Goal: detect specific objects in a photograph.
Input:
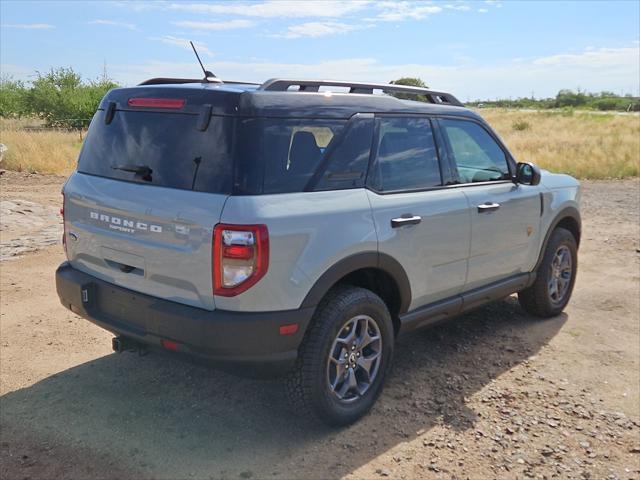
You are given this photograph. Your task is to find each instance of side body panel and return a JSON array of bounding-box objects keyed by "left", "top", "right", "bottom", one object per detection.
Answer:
[
  {"left": 536, "top": 171, "right": 582, "bottom": 266},
  {"left": 461, "top": 182, "right": 543, "bottom": 289},
  {"left": 216, "top": 189, "right": 378, "bottom": 312},
  {"left": 366, "top": 189, "right": 471, "bottom": 311}
]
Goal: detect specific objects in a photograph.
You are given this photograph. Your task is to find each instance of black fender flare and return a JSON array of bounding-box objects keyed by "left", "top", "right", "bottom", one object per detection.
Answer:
[
  {"left": 300, "top": 252, "right": 412, "bottom": 314},
  {"left": 534, "top": 206, "right": 581, "bottom": 272}
]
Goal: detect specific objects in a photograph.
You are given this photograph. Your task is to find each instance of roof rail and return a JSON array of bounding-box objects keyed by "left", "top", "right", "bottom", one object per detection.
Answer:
[{"left": 259, "top": 79, "right": 463, "bottom": 106}]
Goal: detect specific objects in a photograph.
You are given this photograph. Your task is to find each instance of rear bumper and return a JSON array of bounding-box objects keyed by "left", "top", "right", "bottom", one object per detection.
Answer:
[{"left": 55, "top": 262, "right": 313, "bottom": 375}]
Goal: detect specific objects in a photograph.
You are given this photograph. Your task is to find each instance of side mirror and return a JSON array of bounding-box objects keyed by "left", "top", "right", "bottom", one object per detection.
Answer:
[{"left": 515, "top": 162, "right": 541, "bottom": 186}]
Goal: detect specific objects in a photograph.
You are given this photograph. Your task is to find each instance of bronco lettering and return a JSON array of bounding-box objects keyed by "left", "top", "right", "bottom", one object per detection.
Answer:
[{"left": 89, "top": 211, "right": 162, "bottom": 233}]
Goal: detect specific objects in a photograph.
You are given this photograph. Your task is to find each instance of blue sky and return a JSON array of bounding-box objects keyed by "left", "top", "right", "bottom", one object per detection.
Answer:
[{"left": 1, "top": 0, "right": 639, "bottom": 100}]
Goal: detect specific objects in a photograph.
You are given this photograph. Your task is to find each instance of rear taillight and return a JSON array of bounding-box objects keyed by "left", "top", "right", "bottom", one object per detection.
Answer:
[{"left": 213, "top": 224, "right": 269, "bottom": 297}]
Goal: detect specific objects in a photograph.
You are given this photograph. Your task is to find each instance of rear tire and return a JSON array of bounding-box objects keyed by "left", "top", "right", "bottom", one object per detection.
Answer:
[
  {"left": 519, "top": 227, "right": 578, "bottom": 318},
  {"left": 285, "top": 286, "right": 394, "bottom": 426}
]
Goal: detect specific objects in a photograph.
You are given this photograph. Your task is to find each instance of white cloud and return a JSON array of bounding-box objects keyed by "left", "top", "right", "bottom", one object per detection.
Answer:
[
  {"left": 111, "top": 1, "right": 169, "bottom": 12},
  {"left": 533, "top": 46, "right": 639, "bottom": 68},
  {"left": 107, "top": 43, "right": 640, "bottom": 99},
  {"left": 444, "top": 4, "right": 471, "bottom": 11},
  {"left": 169, "top": 1, "right": 370, "bottom": 18},
  {"left": 1, "top": 23, "right": 54, "bottom": 29},
  {"left": 373, "top": 2, "right": 442, "bottom": 22},
  {"left": 171, "top": 19, "right": 254, "bottom": 30},
  {"left": 478, "top": 8, "right": 489, "bottom": 13},
  {"left": 148, "top": 36, "right": 215, "bottom": 58},
  {"left": 275, "top": 22, "right": 368, "bottom": 39},
  {"left": 88, "top": 19, "right": 137, "bottom": 30},
  {"left": 0, "top": 63, "right": 36, "bottom": 78}
]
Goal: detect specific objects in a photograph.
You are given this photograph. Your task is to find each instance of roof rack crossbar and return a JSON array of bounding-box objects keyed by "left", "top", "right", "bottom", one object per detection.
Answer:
[{"left": 259, "top": 79, "right": 463, "bottom": 106}]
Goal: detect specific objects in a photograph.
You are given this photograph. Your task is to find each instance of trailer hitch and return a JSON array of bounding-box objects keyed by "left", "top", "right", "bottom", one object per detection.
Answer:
[{"left": 112, "top": 336, "right": 148, "bottom": 356}]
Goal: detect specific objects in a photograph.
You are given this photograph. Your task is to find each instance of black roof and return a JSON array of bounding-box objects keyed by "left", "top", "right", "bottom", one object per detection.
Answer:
[{"left": 101, "top": 78, "right": 479, "bottom": 120}]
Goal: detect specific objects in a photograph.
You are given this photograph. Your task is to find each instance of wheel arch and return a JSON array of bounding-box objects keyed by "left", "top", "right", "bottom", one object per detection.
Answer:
[
  {"left": 534, "top": 206, "right": 581, "bottom": 272},
  {"left": 300, "top": 252, "right": 412, "bottom": 334}
]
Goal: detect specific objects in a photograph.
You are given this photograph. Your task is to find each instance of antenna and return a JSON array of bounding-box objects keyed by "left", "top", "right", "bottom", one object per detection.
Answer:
[{"left": 189, "top": 41, "right": 220, "bottom": 82}]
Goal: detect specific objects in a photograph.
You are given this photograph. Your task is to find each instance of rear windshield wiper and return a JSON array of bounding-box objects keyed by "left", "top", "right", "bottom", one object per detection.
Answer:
[{"left": 111, "top": 164, "right": 153, "bottom": 181}]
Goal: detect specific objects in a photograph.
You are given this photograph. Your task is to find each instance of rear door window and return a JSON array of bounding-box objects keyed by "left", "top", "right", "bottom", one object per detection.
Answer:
[
  {"left": 439, "top": 118, "right": 510, "bottom": 183},
  {"left": 370, "top": 117, "right": 442, "bottom": 192},
  {"left": 78, "top": 110, "right": 234, "bottom": 193}
]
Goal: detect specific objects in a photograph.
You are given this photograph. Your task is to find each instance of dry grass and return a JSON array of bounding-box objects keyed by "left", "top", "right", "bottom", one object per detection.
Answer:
[
  {"left": 0, "top": 111, "right": 638, "bottom": 178},
  {"left": 0, "top": 118, "right": 82, "bottom": 174},
  {"left": 478, "top": 109, "right": 640, "bottom": 178}
]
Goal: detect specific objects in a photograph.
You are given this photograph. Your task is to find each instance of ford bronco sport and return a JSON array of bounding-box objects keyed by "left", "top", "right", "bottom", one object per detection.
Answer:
[{"left": 56, "top": 77, "right": 581, "bottom": 425}]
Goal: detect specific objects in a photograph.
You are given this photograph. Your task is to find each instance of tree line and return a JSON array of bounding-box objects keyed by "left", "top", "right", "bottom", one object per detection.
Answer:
[
  {"left": 467, "top": 89, "right": 640, "bottom": 112},
  {"left": 1, "top": 71, "right": 638, "bottom": 131}
]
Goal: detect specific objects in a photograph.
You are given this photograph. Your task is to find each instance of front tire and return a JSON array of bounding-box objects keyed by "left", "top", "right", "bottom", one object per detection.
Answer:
[
  {"left": 285, "top": 286, "right": 394, "bottom": 426},
  {"left": 519, "top": 227, "right": 578, "bottom": 318}
]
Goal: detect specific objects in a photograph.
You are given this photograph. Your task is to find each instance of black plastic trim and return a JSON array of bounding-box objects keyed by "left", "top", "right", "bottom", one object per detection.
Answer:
[
  {"left": 533, "top": 206, "right": 581, "bottom": 271},
  {"left": 56, "top": 262, "right": 314, "bottom": 374},
  {"left": 300, "top": 252, "right": 412, "bottom": 314},
  {"left": 398, "top": 273, "right": 535, "bottom": 335}
]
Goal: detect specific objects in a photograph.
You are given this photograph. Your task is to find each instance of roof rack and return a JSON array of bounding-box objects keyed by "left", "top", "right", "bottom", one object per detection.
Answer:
[
  {"left": 258, "top": 79, "right": 463, "bottom": 106},
  {"left": 137, "top": 77, "right": 260, "bottom": 86}
]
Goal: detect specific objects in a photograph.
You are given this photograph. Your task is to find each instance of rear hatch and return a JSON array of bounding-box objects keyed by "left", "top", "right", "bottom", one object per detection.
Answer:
[{"left": 63, "top": 86, "right": 238, "bottom": 310}]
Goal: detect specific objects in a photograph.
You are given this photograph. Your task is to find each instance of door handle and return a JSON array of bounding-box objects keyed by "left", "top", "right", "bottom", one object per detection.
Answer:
[
  {"left": 477, "top": 202, "right": 500, "bottom": 213},
  {"left": 391, "top": 215, "right": 422, "bottom": 228}
]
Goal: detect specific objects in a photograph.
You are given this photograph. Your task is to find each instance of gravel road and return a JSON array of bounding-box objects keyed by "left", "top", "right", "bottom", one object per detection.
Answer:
[{"left": 1, "top": 171, "right": 638, "bottom": 480}]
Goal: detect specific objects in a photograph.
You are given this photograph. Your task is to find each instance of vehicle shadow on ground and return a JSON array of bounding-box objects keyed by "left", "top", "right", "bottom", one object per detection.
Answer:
[{"left": 1, "top": 297, "right": 566, "bottom": 480}]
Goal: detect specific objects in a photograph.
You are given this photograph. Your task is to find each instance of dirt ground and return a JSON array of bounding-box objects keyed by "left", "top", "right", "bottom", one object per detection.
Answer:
[{"left": 1, "top": 171, "right": 639, "bottom": 480}]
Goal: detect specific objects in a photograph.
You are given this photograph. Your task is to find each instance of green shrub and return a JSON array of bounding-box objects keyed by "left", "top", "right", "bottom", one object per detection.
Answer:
[{"left": 512, "top": 120, "right": 530, "bottom": 131}]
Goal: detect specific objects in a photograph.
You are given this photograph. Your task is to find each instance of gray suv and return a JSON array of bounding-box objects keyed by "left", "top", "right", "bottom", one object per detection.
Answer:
[{"left": 56, "top": 77, "right": 581, "bottom": 425}]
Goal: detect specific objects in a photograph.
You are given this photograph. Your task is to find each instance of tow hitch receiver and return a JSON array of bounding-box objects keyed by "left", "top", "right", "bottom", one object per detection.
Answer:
[{"left": 112, "top": 336, "right": 148, "bottom": 356}]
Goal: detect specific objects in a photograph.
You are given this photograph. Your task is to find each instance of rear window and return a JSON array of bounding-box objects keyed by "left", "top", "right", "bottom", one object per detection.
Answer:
[
  {"left": 78, "top": 110, "right": 234, "bottom": 193},
  {"left": 235, "top": 117, "right": 373, "bottom": 194}
]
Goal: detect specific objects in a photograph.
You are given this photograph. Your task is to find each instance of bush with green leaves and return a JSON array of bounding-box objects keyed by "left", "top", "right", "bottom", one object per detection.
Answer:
[
  {"left": 0, "top": 67, "right": 119, "bottom": 128},
  {"left": 0, "top": 78, "right": 29, "bottom": 118}
]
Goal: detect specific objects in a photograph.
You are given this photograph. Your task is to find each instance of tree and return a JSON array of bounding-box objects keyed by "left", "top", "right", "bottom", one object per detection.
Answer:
[
  {"left": 554, "top": 89, "right": 587, "bottom": 108},
  {"left": 0, "top": 77, "right": 29, "bottom": 118},
  {"left": 389, "top": 77, "right": 429, "bottom": 101},
  {"left": 26, "top": 67, "right": 118, "bottom": 128}
]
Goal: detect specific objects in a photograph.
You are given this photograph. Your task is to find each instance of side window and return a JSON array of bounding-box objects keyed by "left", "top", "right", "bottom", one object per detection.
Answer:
[
  {"left": 235, "top": 118, "right": 346, "bottom": 194},
  {"left": 314, "top": 117, "right": 374, "bottom": 191},
  {"left": 440, "top": 119, "right": 510, "bottom": 183},
  {"left": 371, "top": 117, "right": 442, "bottom": 192}
]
